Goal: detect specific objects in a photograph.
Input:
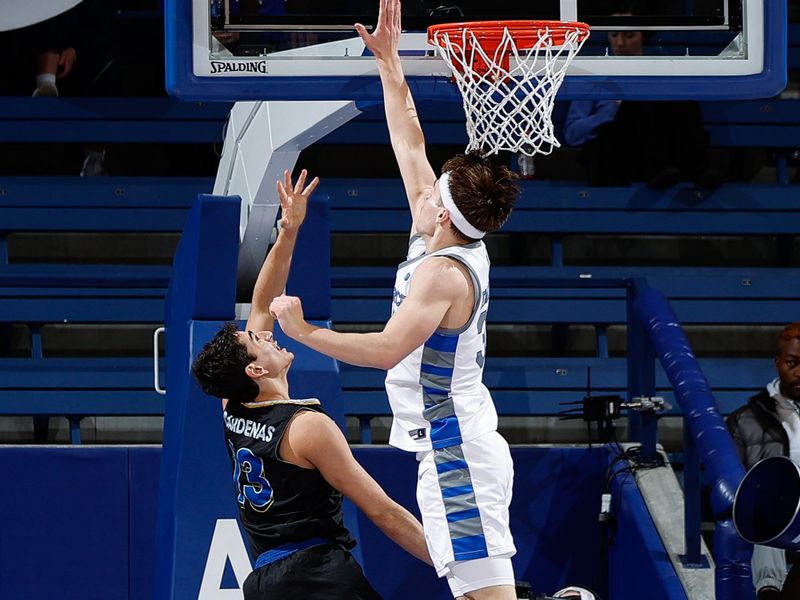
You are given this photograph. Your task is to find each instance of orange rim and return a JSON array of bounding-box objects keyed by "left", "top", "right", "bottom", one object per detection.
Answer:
[{"left": 427, "top": 20, "right": 590, "bottom": 52}]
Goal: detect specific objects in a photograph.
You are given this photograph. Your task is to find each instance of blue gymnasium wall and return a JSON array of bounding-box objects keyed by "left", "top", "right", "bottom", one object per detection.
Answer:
[
  {"left": 0, "top": 444, "right": 687, "bottom": 599},
  {"left": 0, "top": 446, "right": 161, "bottom": 600}
]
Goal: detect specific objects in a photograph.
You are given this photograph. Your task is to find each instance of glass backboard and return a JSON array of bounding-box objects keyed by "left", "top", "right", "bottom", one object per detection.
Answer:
[{"left": 165, "top": 0, "right": 786, "bottom": 101}]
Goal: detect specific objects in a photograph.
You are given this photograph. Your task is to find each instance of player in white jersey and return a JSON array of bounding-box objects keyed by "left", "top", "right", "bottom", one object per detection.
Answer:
[{"left": 269, "top": 1, "right": 519, "bottom": 598}]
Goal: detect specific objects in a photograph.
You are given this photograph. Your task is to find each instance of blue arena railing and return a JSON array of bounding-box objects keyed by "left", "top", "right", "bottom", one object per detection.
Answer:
[{"left": 630, "top": 281, "right": 753, "bottom": 599}]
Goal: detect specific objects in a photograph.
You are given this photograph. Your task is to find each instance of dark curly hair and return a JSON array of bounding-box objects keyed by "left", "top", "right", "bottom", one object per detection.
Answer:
[
  {"left": 441, "top": 152, "right": 519, "bottom": 243},
  {"left": 191, "top": 323, "right": 259, "bottom": 403}
]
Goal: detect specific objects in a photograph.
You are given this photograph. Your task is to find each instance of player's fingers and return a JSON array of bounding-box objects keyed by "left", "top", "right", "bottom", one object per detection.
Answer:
[
  {"left": 354, "top": 23, "right": 370, "bottom": 43},
  {"left": 384, "top": 0, "right": 393, "bottom": 28},
  {"left": 276, "top": 179, "right": 288, "bottom": 204},
  {"left": 392, "top": 0, "right": 401, "bottom": 32},
  {"left": 302, "top": 176, "right": 320, "bottom": 197},
  {"left": 269, "top": 298, "right": 283, "bottom": 315},
  {"left": 283, "top": 169, "right": 293, "bottom": 192},
  {"left": 294, "top": 169, "right": 308, "bottom": 193}
]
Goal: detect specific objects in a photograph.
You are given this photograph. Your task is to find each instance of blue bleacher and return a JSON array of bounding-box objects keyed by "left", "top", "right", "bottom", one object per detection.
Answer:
[
  {"left": 322, "top": 176, "right": 798, "bottom": 440},
  {"left": 0, "top": 82, "right": 798, "bottom": 441},
  {"left": 0, "top": 177, "right": 211, "bottom": 441}
]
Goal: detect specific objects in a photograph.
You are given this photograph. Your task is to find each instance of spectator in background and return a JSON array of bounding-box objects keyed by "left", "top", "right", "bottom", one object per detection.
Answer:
[
  {"left": 0, "top": 0, "right": 117, "bottom": 175},
  {"left": 727, "top": 322, "right": 800, "bottom": 600},
  {"left": 30, "top": 30, "right": 75, "bottom": 97},
  {"left": 59, "top": 0, "right": 118, "bottom": 176},
  {"left": 0, "top": 9, "right": 77, "bottom": 97},
  {"left": 562, "top": 2, "right": 722, "bottom": 190}
]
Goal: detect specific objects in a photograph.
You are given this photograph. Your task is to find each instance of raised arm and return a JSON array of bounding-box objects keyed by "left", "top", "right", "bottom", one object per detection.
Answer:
[
  {"left": 355, "top": 0, "right": 436, "bottom": 233},
  {"left": 283, "top": 410, "right": 432, "bottom": 565},
  {"left": 245, "top": 169, "right": 319, "bottom": 333},
  {"left": 270, "top": 257, "right": 465, "bottom": 369}
]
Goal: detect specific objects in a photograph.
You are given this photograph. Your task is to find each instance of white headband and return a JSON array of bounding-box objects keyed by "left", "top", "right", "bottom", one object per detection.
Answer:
[{"left": 439, "top": 171, "right": 486, "bottom": 240}]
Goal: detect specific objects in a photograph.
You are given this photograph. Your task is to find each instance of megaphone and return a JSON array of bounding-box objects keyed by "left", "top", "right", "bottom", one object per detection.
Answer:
[{"left": 733, "top": 455, "right": 800, "bottom": 550}]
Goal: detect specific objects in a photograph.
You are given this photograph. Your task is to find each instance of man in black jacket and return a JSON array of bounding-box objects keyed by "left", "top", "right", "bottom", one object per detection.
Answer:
[{"left": 727, "top": 322, "right": 800, "bottom": 600}]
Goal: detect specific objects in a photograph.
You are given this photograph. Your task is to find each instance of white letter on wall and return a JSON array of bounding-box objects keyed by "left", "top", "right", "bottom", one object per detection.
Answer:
[{"left": 198, "top": 519, "right": 252, "bottom": 599}]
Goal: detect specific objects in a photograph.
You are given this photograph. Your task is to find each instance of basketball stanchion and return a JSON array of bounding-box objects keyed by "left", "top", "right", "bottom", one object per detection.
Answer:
[{"left": 428, "top": 20, "right": 590, "bottom": 157}]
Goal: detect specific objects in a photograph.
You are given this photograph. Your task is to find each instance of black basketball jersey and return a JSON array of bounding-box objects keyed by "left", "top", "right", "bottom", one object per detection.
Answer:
[{"left": 223, "top": 399, "right": 355, "bottom": 557}]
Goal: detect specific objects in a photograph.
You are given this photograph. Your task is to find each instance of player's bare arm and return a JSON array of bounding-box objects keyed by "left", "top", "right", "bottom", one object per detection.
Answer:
[
  {"left": 245, "top": 169, "right": 319, "bottom": 334},
  {"left": 355, "top": 0, "right": 436, "bottom": 233},
  {"left": 270, "top": 257, "right": 470, "bottom": 369},
  {"left": 282, "top": 409, "right": 433, "bottom": 565}
]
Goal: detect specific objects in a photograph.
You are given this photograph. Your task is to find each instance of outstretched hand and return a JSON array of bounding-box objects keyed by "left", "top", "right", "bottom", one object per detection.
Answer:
[
  {"left": 277, "top": 169, "right": 319, "bottom": 233},
  {"left": 269, "top": 295, "right": 307, "bottom": 340},
  {"left": 355, "top": 0, "right": 402, "bottom": 62}
]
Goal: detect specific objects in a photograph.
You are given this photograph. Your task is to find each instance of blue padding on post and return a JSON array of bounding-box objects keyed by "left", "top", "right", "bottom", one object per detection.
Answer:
[
  {"left": 632, "top": 286, "right": 745, "bottom": 519},
  {"left": 287, "top": 196, "right": 331, "bottom": 321},
  {"left": 713, "top": 519, "right": 754, "bottom": 600},
  {"left": 154, "top": 194, "right": 244, "bottom": 600}
]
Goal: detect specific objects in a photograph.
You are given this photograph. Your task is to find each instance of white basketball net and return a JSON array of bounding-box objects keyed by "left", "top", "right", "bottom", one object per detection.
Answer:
[{"left": 430, "top": 24, "right": 589, "bottom": 157}]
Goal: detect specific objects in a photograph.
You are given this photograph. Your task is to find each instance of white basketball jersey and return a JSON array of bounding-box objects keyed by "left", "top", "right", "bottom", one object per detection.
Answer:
[{"left": 385, "top": 235, "right": 498, "bottom": 452}]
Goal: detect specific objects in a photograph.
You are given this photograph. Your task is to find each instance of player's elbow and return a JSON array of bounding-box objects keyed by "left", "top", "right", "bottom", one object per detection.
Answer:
[
  {"left": 376, "top": 348, "right": 410, "bottom": 370},
  {"left": 368, "top": 336, "right": 405, "bottom": 370},
  {"left": 374, "top": 353, "right": 402, "bottom": 371}
]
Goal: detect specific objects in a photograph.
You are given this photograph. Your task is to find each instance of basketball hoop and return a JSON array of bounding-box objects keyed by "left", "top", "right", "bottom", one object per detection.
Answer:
[{"left": 428, "top": 20, "right": 590, "bottom": 157}]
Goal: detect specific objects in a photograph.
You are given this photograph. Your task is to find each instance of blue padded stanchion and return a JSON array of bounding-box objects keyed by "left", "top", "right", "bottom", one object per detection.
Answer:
[{"left": 153, "top": 194, "right": 242, "bottom": 600}]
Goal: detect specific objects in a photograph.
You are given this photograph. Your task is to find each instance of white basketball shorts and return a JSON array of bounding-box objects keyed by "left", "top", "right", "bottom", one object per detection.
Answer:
[{"left": 415, "top": 430, "right": 516, "bottom": 578}]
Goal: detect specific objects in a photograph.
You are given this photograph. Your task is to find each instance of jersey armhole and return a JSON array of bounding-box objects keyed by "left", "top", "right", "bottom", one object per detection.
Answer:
[
  {"left": 275, "top": 407, "right": 319, "bottom": 469},
  {"left": 275, "top": 407, "right": 325, "bottom": 471},
  {"left": 435, "top": 254, "right": 481, "bottom": 336}
]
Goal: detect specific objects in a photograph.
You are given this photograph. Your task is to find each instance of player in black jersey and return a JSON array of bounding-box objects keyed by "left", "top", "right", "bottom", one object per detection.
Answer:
[{"left": 192, "top": 169, "right": 431, "bottom": 599}]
